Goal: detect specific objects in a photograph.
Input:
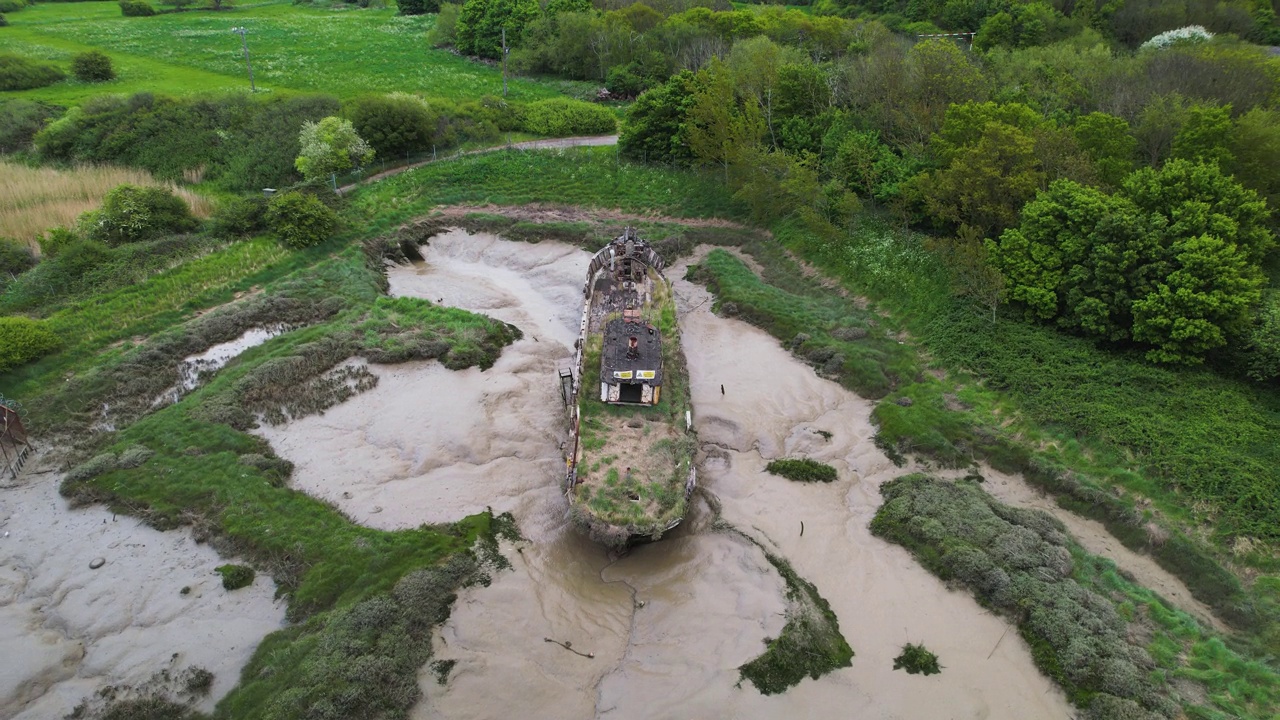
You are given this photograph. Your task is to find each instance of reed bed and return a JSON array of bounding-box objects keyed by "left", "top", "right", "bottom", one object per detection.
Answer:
[{"left": 0, "top": 161, "right": 213, "bottom": 249}]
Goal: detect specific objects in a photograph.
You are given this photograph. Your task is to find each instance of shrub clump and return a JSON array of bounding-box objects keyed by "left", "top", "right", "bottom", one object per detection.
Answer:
[
  {"left": 0, "top": 316, "right": 60, "bottom": 373},
  {"left": 0, "top": 238, "right": 36, "bottom": 283},
  {"left": 209, "top": 195, "right": 267, "bottom": 238},
  {"left": 520, "top": 98, "right": 616, "bottom": 137},
  {"left": 81, "top": 184, "right": 198, "bottom": 246},
  {"left": 765, "top": 458, "right": 837, "bottom": 483},
  {"left": 264, "top": 191, "right": 339, "bottom": 249},
  {"left": 119, "top": 0, "right": 156, "bottom": 14},
  {"left": 893, "top": 643, "right": 942, "bottom": 675},
  {"left": 71, "top": 51, "right": 116, "bottom": 83},
  {"left": 216, "top": 564, "right": 255, "bottom": 590},
  {"left": 0, "top": 54, "right": 66, "bottom": 92},
  {"left": 0, "top": 0, "right": 21, "bottom": 13}
]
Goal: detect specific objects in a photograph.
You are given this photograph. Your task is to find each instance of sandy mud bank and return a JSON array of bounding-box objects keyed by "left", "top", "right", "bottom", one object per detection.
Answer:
[{"left": 0, "top": 461, "right": 284, "bottom": 719}]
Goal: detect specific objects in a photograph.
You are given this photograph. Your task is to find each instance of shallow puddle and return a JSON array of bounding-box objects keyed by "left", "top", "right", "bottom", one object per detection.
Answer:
[{"left": 153, "top": 326, "right": 286, "bottom": 407}]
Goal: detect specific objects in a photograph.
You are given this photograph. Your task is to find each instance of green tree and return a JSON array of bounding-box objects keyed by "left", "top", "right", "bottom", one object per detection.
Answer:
[
  {"left": 1073, "top": 111, "right": 1136, "bottom": 187},
  {"left": 993, "top": 180, "right": 1158, "bottom": 339},
  {"left": 1228, "top": 107, "right": 1280, "bottom": 212},
  {"left": 456, "top": 0, "right": 540, "bottom": 60},
  {"left": 619, "top": 71, "right": 699, "bottom": 164},
  {"left": 687, "top": 60, "right": 765, "bottom": 182},
  {"left": 1131, "top": 233, "right": 1262, "bottom": 363},
  {"left": 295, "top": 117, "right": 374, "bottom": 181},
  {"left": 1122, "top": 159, "right": 1273, "bottom": 265},
  {"left": 919, "top": 120, "right": 1044, "bottom": 233},
  {"left": 906, "top": 38, "right": 988, "bottom": 137},
  {"left": 1171, "top": 102, "right": 1234, "bottom": 166}
]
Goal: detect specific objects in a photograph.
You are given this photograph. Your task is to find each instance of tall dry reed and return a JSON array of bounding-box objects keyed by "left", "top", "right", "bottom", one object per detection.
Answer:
[{"left": 0, "top": 161, "right": 214, "bottom": 252}]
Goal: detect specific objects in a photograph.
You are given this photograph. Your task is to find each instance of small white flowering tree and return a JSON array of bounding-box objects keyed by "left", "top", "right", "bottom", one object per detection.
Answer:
[
  {"left": 295, "top": 116, "right": 375, "bottom": 181},
  {"left": 1140, "top": 25, "right": 1214, "bottom": 50}
]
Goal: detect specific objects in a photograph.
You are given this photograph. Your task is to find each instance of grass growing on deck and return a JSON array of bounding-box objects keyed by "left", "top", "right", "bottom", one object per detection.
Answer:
[{"left": 571, "top": 273, "right": 694, "bottom": 544}]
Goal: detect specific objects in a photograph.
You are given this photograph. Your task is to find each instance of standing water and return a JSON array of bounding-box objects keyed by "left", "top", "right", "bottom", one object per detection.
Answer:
[{"left": 256, "top": 230, "right": 1072, "bottom": 719}]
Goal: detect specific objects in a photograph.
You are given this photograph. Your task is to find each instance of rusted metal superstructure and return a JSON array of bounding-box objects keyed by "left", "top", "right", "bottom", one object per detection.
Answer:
[
  {"left": 0, "top": 397, "right": 32, "bottom": 480},
  {"left": 560, "top": 229, "right": 696, "bottom": 545}
]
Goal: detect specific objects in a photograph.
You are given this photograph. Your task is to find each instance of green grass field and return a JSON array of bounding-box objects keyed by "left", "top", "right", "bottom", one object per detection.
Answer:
[{"left": 2, "top": 1, "right": 594, "bottom": 104}]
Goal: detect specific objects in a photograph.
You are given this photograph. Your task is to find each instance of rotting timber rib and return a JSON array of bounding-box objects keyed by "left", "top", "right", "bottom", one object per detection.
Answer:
[{"left": 560, "top": 228, "right": 696, "bottom": 547}]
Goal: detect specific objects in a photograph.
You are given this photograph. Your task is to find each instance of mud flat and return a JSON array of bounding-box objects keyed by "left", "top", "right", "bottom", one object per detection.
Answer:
[
  {"left": 258, "top": 230, "right": 1073, "bottom": 719},
  {"left": 0, "top": 462, "right": 284, "bottom": 719}
]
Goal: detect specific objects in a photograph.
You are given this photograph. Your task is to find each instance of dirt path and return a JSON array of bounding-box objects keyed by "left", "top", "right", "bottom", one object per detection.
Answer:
[{"left": 338, "top": 135, "right": 620, "bottom": 194}]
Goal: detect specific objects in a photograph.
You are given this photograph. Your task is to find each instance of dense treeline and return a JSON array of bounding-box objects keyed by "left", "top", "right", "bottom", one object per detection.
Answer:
[{"left": 429, "top": 0, "right": 1280, "bottom": 375}]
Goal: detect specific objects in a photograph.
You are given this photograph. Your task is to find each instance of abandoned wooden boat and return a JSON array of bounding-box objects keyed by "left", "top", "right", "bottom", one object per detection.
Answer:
[{"left": 557, "top": 228, "right": 696, "bottom": 547}]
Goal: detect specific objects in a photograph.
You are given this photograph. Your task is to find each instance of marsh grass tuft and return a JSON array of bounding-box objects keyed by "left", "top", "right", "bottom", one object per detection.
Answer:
[
  {"left": 893, "top": 643, "right": 941, "bottom": 676},
  {"left": 215, "top": 564, "right": 254, "bottom": 591},
  {"left": 765, "top": 458, "right": 837, "bottom": 483}
]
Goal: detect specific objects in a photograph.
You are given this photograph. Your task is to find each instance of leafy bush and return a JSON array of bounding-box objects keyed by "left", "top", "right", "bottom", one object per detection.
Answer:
[
  {"left": 0, "top": 238, "right": 36, "bottom": 283},
  {"left": 0, "top": 100, "right": 60, "bottom": 154},
  {"left": 216, "top": 564, "right": 255, "bottom": 590},
  {"left": 209, "top": 195, "right": 267, "bottom": 238},
  {"left": 520, "top": 98, "right": 616, "bottom": 137},
  {"left": 81, "top": 184, "right": 198, "bottom": 246},
  {"left": 0, "top": 54, "right": 66, "bottom": 92},
  {"left": 394, "top": 0, "right": 436, "bottom": 13},
  {"left": 0, "top": 316, "right": 60, "bottom": 373},
  {"left": 264, "top": 191, "right": 339, "bottom": 249},
  {"left": 0, "top": 0, "right": 23, "bottom": 13},
  {"left": 765, "top": 458, "right": 837, "bottom": 483},
  {"left": 119, "top": 0, "right": 157, "bottom": 15},
  {"left": 71, "top": 51, "right": 115, "bottom": 83},
  {"left": 344, "top": 94, "right": 433, "bottom": 159},
  {"left": 0, "top": 14, "right": 8, "bottom": 26}
]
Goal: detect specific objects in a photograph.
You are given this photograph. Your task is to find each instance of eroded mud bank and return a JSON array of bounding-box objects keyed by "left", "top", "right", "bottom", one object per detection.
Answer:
[
  {"left": 257, "top": 230, "right": 1076, "bottom": 719},
  {"left": 0, "top": 462, "right": 284, "bottom": 719}
]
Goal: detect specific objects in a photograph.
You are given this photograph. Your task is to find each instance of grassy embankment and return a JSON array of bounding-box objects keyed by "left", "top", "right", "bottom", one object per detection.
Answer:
[
  {"left": 1, "top": 0, "right": 592, "bottom": 105},
  {"left": 0, "top": 160, "right": 213, "bottom": 248}
]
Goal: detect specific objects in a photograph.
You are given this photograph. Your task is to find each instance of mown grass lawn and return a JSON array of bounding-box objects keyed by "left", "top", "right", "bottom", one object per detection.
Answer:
[{"left": 2, "top": 0, "right": 594, "bottom": 104}]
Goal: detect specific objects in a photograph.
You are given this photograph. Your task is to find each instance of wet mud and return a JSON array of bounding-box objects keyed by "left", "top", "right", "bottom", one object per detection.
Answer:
[
  {"left": 0, "top": 463, "right": 284, "bottom": 719},
  {"left": 261, "top": 231, "right": 1075, "bottom": 719}
]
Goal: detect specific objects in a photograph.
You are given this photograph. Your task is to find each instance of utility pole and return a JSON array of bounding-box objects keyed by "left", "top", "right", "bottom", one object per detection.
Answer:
[
  {"left": 232, "top": 26, "right": 256, "bottom": 92},
  {"left": 501, "top": 27, "right": 509, "bottom": 97}
]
